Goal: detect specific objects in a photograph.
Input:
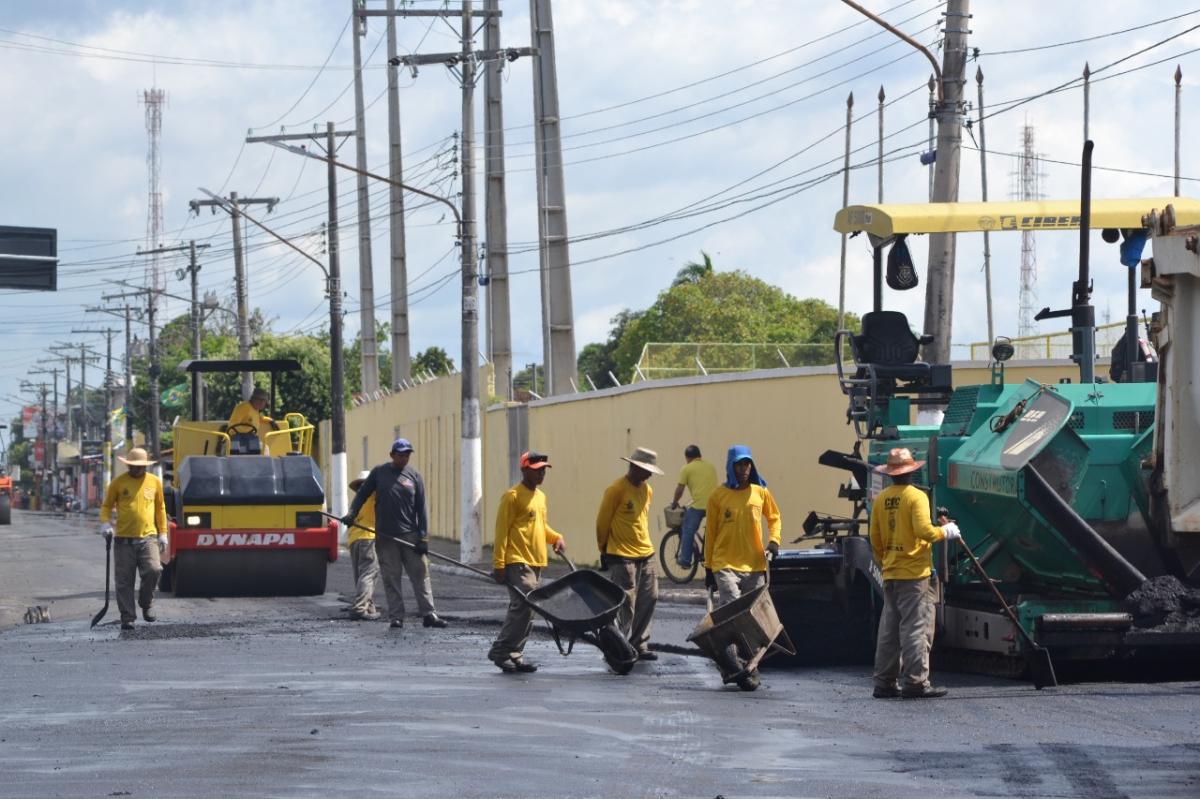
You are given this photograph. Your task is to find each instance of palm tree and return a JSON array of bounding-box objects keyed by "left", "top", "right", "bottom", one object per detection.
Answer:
[{"left": 672, "top": 250, "right": 715, "bottom": 287}]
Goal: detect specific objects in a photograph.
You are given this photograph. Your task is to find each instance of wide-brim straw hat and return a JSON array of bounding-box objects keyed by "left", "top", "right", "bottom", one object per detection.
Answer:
[
  {"left": 118, "top": 447, "right": 156, "bottom": 467},
  {"left": 349, "top": 469, "right": 371, "bottom": 490},
  {"left": 621, "top": 446, "right": 664, "bottom": 475},
  {"left": 875, "top": 447, "right": 925, "bottom": 476}
]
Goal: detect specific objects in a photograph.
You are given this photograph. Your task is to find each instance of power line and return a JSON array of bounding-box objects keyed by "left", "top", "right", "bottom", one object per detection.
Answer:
[{"left": 981, "top": 9, "right": 1200, "bottom": 57}]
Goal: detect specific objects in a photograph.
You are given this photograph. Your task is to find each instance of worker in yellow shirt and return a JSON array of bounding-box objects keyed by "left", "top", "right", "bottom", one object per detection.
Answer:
[
  {"left": 868, "top": 448, "right": 960, "bottom": 700},
  {"left": 488, "top": 451, "right": 566, "bottom": 673},
  {"left": 670, "top": 444, "right": 719, "bottom": 568},
  {"left": 703, "top": 445, "right": 782, "bottom": 604},
  {"left": 346, "top": 470, "right": 381, "bottom": 621},
  {"left": 98, "top": 447, "right": 168, "bottom": 631},
  {"left": 226, "top": 387, "right": 278, "bottom": 452},
  {"left": 596, "top": 446, "right": 662, "bottom": 661}
]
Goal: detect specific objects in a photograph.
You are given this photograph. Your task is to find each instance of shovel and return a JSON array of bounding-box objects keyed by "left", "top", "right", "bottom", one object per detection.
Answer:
[
  {"left": 90, "top": 534, "right": 112, "bottom": 629},
  {"left": 948, "top": 523, "right": 1058, "bottom": 689}
]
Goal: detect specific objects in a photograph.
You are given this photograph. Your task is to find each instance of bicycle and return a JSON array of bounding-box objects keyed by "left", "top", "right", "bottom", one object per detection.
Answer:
[{"left": 659, "top": 506, "right": 706, "bottom": 584}]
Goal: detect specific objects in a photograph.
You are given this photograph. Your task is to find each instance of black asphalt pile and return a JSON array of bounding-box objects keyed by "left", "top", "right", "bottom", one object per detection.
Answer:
[{"left": 1125, "top": 575, "right": 1200, "bottom": 630}]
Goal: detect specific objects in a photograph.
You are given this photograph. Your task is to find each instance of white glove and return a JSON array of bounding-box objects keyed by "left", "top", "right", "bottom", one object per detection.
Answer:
[
  {"left": 941, "top": 522, "right": 961, "bottom": 541},
  {"left": 157, "top": 534, "right": 169, "bottom": 553},
  {"left": 100, "top": 523, "right": 114, "bottom": 539}
]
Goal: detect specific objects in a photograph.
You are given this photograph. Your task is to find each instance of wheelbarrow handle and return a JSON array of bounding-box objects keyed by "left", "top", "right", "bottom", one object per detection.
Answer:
[{"left": 320, "top": 511, "right": 496, "bottom": 582}]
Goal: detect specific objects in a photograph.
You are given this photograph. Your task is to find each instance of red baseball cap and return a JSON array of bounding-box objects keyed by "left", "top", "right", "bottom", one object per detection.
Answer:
[{"left": 520, "top": 451, "right": 551, "bottom": 470}]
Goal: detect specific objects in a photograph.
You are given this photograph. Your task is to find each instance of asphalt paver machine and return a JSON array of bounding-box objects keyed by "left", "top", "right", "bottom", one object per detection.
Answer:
[
  {"left": 774, "top": 148, "right": 1200, "bottom": 675},
  {"left": 159, "top": 358, "right": 337, "bottom": 597}
]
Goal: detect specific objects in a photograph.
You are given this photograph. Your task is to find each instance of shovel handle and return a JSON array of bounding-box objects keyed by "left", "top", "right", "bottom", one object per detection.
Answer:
[
  {"left": 956, "top": 535, "right": 1040, "bottom": 650},
  {"left": 320, "top": 511, "right": 496, "bottom": 582}
]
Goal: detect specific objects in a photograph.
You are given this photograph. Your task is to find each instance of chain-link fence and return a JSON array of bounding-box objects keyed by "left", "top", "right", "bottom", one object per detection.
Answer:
[
  {"left": 631, "top": 342, "right": 841, "bottom": 383},
  {"left": 966, "top": 322, "right": 1136, "bottom": 361}
]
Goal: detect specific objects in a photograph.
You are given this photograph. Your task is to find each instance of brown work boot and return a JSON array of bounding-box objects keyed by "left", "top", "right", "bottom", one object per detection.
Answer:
[
  {"left": 873, "top": 684, "right": 901, "bottom": 699},
  {"left": 901, "top": 683, "right": 948, "bottom": 699}
]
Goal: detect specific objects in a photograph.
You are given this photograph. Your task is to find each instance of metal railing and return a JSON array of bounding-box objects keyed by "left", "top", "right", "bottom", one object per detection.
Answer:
[
  {"left": 966, "top": 322, "right": 1136, "bottom": 361},
  {"left": 630, "top": 342, "right": 842, "bottom": 383}
]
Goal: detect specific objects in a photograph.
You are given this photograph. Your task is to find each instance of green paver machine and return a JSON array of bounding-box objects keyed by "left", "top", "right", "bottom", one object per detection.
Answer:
[{"left": 775, "top": 146, "right": 1200, "bottom": 675}]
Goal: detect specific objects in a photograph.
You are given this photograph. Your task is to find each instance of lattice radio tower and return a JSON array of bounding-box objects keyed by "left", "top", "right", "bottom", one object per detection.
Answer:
[
  {"left": 1011, "top": 122, "right": 1045, "bottom": 338},
  {"left": 141, "top": 87, "right": 166, "bottom": 309}
]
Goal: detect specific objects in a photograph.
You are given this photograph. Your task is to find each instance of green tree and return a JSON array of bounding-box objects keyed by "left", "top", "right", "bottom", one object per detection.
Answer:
[
  {"left": 512, "top": 362, "right": 545, "bottom": 397},
  {"left": 577, "top": 309, "right": 641, "bottom": 389},
  {"left": 672, "top": 249, "right": 715, "bottom": 287},
  {"left": 611, "top": 269, "right": 854, "bottom": 379},
  {"left": 345, "top": 320, "right": 392, "bottom": 395},
  {"left": 413, "top": 346, "right": 455, "bottom": 377}
]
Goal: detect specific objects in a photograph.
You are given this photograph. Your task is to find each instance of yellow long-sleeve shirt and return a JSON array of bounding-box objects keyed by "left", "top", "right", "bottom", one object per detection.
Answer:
[
  {"left": 703, "top": 484, "right": 782, "bottom": 573},
  {"left": 348, "top": 495, "right": 376, "bottom": 545},
  {"left": 227, "top": 401, "right": 273, "bottom": 432},
  {"left": 493, "top": 483, "right": 563, "bottom": 570},
  {"left": 596, "top": 477, "right": 654, "bottom": 559},
  {"left": 869, "top": 483, "right": 946, "bottom": 580},
  {"left": 100, "top": 472, "right": 168, "bottom": 538}
]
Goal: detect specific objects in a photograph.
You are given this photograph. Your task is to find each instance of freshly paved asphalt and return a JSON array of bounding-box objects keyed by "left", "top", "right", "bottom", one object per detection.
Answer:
[{"left": 2, "top": 509, "right": 1199, "bottom": 798}]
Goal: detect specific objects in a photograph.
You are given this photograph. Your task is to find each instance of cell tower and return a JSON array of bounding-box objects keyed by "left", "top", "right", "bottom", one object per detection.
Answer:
[
  {"left": 1011, "top": 123, "right": 1045, "bottom": 339},
  {"left": 141, "top": 87, "right": 166, "bottom": 306}
]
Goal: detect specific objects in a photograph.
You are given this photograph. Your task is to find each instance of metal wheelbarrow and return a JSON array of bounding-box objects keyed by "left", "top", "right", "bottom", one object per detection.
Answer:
[
  {"left": 687, "top": 580, "right": 796, "bottom": 691},
  {"left": 329, "top": 514, "right": 639, "bottom": 674}
]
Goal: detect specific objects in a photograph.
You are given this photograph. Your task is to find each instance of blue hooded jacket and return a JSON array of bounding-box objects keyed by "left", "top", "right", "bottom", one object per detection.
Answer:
[{"left": 725, "top": 445, "right": 767, "bottom": 489}]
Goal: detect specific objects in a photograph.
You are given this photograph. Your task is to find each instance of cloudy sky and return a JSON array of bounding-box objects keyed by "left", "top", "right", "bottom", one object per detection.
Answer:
[{"left": 2, "top": 0, "right": 1198, "bottom": 420}]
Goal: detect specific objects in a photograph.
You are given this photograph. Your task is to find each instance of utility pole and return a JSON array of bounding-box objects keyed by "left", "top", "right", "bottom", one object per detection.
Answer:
[
  {"left": 188, "top": 193, "right": 277, "bottom": 399},
  {"left": 72, "top": 329, "right": 117, "bottom": 492},
  {"left": 975, "top": 66, "right": 994, "bottom": 346},
  {"left": 88, "top": 304, "right": 139, "bottom": 447},
  {"left": 351, "top": 0, "right": 380, "bottom": 395},
  {"left": 837, "top": 91, "right": 853, "bottom": 331},
  {"left": 240, "top": 126, "right": 353, "bottom": 519},
  {"left": 1175, "top": 65, "right": 1183, "bottom": 198},
  {"left": 384, "top": 0, "right": 411, "bottom": 387},
  {"left": 140, "top": 241, "right": 210, "bottom": 417},
  {"left": 29, "top": 367, "right": 60, "bottom": 495},
  {"left": 382, "top": 2, "right": 531, "bottom": 560},
  {"left": 50, "top": 343, "right": 99, "bottom": 509},
  {"left": 102, "top": 285, "right": 162, "bottom": 468},
  {"left": 483, "top": 0, "right": 513, "bottom": 399},
  {"left": 530, "top": 0, "right": 576, "bottom": 395}
]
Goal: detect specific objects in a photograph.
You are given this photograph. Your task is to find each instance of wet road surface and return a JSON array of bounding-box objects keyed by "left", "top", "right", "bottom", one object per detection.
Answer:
[{"left": 2, "top": 510, "right": 1199, "bottom": 798}]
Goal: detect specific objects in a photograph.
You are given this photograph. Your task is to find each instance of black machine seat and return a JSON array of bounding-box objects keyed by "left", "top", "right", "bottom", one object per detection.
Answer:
[{"left": 835, "top": 310, "right": 953, "bottom": 440}]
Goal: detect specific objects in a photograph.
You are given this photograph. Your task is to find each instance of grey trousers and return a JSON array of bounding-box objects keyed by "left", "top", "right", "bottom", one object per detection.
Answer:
[
  {"left": 349, "top": 539, "right": 380, "bottom": 615},
  {"left": 609, "top": 556, "right": 659, "bottom": 653},
  {"left": 488, "top": 563, "right": 541, "bottom": 664},
  {"left": 714, "top": 569, "right": 765, "bottom": 608},
  {"left": 873, "top": 576, "right": 937, "bottom": 690},
  {"left": 375, "top": 534, "right": 435, "bottom": 620},
  {"left": 114, "top": 536, "right": 162, "bottom": 623}
]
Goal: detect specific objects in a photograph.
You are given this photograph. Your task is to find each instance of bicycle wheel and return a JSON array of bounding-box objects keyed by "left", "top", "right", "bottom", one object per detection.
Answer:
[{"left": 659, "top": 528, "right": 698, "bottom": 584}]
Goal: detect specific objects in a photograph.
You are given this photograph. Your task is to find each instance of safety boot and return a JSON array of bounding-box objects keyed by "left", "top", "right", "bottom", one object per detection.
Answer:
[{"left": 901, "top": 684, "right": 948, "bottom": 699}]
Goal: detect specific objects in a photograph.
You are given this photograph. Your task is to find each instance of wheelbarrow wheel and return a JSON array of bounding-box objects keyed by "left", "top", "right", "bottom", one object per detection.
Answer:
[
  {"left": 596, "top": 624, "right": 638, "bottom": 675},
  {"left": 736, "top": 671, "right": 760, "bottom": 692}
]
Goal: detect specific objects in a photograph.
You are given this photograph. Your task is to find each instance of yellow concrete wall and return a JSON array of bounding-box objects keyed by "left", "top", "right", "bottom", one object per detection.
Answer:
[{"left": 338, "top": 359, "right": 1085, "bottom": 563}]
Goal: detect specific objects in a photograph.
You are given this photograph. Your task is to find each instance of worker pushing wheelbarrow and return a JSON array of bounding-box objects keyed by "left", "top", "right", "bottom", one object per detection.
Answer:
[
  {"left": 328, "top": 513, "right": 639, "bottom": 675},
  {"left": 689, "top": 446, "right": 796, "bottom": 691}
]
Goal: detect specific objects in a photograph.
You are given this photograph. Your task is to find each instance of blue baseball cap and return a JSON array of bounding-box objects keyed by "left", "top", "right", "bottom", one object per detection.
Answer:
[{"left": 391, "top": 437, "right": 414, "bottom": 454}]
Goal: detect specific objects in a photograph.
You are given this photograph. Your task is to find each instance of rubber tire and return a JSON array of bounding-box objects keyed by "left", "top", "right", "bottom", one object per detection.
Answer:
[
  {"left": 0, "top": 494, "right": 10, "bottom": 525},
  {"left": 596, "top": 624, "right": 638, "bottom": 675},
  {"left": 658, "top": 528, "right": 698, "bottom": 585}
]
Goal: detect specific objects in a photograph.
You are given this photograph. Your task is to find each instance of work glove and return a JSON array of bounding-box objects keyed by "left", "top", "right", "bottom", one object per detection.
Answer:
[
  {"left": 704, "top": 568, "right": 716, "bottom": 591},
  {"left": 941, "top": 522, "right": 962, "bottom": 541},
  {"left": 493, "top": 568, "right": 506, "bottom": 585},
  {"left": 598, "top": 553, "right": 610, "bottom": 571},
  {"left": 100, "top": 523, "right": 114, "bottom": 541},
  {"left": 340, "top": 514, "right": 356, "bottom": 529},
  {"left": 413, "top": 538, "right": 429, "bottom": 556},
  {"left": 157, "top": 534, "right": 168, "bottom": 554},
  {"left": 766, "top": 541, "right": 780, "bottom": 560}
]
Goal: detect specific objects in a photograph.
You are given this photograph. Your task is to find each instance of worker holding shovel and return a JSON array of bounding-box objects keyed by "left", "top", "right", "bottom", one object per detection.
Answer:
[
  {"left": 488, "top": 451, "right": 566, "bottom": 674},
  {"left": 98, "top": 447, "right": 168, "bottom": 631},
  {"left": 869, "top": 448, "right": 960, "bottom": 699}
]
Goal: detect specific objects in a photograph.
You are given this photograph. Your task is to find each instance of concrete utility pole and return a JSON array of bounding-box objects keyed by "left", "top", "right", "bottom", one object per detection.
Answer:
[
  {"left": 530, "top": 0, "right": 576, "bottom": 395},
  {"left": 1083, "top": 62, "right": 1091, "bottom": 144},
  {"left": 877, "top": 86, "right": 885, "bottom": 203},
  {"left": 102, "top": 285, "right": 163, "bottom": 469},
  {"left": 483, "top": 0, "right": 513, "bottom": 399},
  {"left": 384, "top": 0, "right": 411, "bottom": 387},
  {"left": 837, "top": 91, "right": 854, "bottom": 331},
  {"left": 382, "top": 2, "right": 531, "bottom": 561},
  {"left": 351, "top": 0, "right": 380, "bottom": 395},
  {"left": 976, "top": 67, "right": 994, "bottom": 346},
  {"left": 140, "top": 241, "right": 210, "bottom": 417},
  {"left": 1175, "top": 65, "right": 1183, "bottom": 197},
  {"left": 69, "top": 329, "right": 116, "bottom": 496},
  {"left": 87, "top": 304, "right": 138, "bottom": 447},
  {"left": 220, "top": 125, "right": 353, "bottom": 520},
  {"left": 29, "top": 367, "right": 60, "bottom": 495},
  {"left": 188, "top": 193, "right": 277, "bottom": 399}
]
